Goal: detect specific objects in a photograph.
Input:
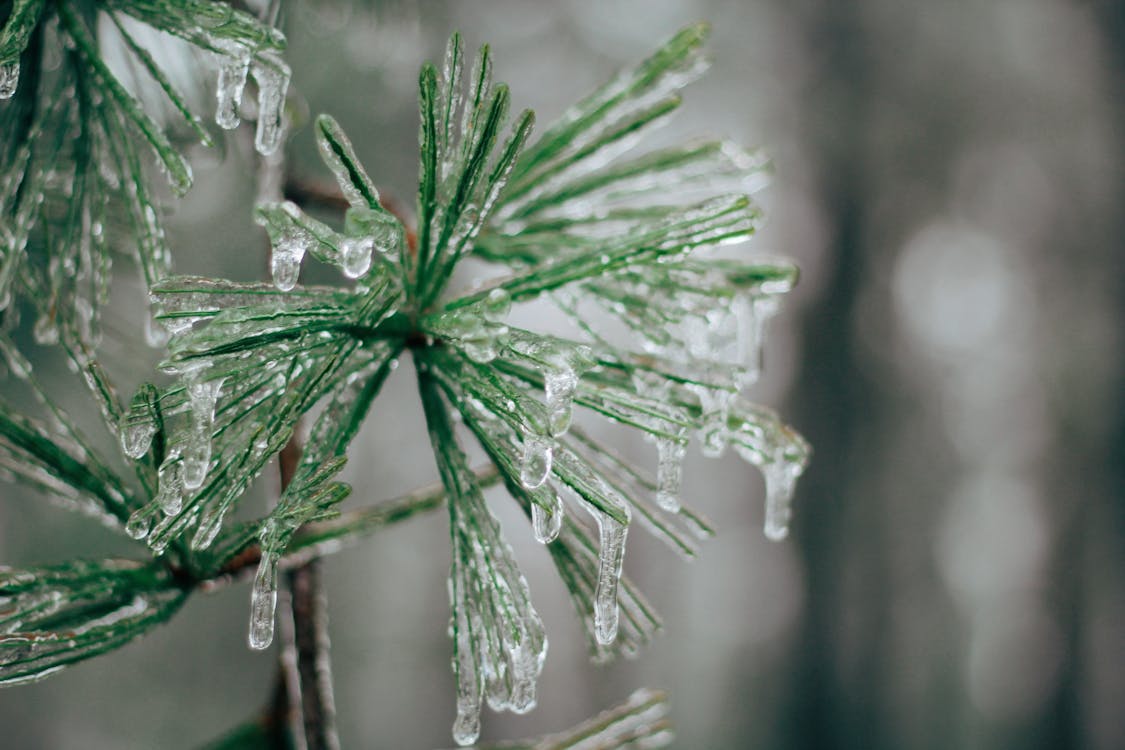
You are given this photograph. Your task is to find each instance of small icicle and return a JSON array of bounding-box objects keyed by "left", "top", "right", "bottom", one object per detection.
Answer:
[
  {"left": 520, "top": 434, "right": 553, "bottom": 489},
  {"left": 125, "top": 503, "right": 158, "bottom": 540},
  {"left": 251, "top": 54, "right": 291, "bottom": 156},
  {"left": 736, "top": 293, "right": 780, "bottom": 387},
  {"left": 340, "top": 236, "right": 374, "bottom": 279},
  {"left": 531, "top": 490, "right": 563, "bottom": 543},
  {"left": 120, "top": 384, "right": 160, "bottom": 459},
  {"left": 691, "top": 385, "right": 734, "bottom": 458},
  {"left": 155, "top": 451, "right": 184, "bottom": 515},
  {"left": 215, "top": 45, "right": 251, "bottom": 129},
  {"left": 544, "top": 366, "right": 578, "bottom": 437},
  {"left": 0, "top": 62, "right": 18, "bottom": 99},
  {"left": 182, "top": 377, "right": 223, "bottom": 490},
  {"left": 248, "top": 552, "right": 278, "bottom": 650},
  {"left": 655, "top": 437, "right": 686, "bottom": 512},
  {"left": 593, "top": 512, "right": 628, "bottom": 645},
  {"left": 270, "top": 232, "right": 308, "bottom": 291},
  {"left": 762, "top": 459, "right": 801, "bottom": 541},
  {"left": 452, "top": 708, "right": 481, "bottom": 747}
]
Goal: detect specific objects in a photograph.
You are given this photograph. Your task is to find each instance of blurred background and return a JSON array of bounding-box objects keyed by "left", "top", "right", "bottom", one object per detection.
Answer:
[{"left": 1, "top": 0, "right": 1123, "bottom": 748}]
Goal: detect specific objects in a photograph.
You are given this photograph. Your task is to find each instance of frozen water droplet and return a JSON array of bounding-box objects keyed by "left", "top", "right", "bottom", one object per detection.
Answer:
[
  {"left": 125, "top": 505, "right": 155, "bottom": 540},
  {"left": 215, "top": 46, "right": 250, "bottom": 129},
  {"left": 762, "top": 460, "right": 800, "bottom": 541},
  {"left": 655, "top": 437, "right": 686, "bottom": 512},
  {"left": 248, "top": 554, "right": 278, "bottom": 650},
  {"left": 520, "top": 434, "right": 552, "bottom": 489},
  {"left": 155, "top": 452, "right": 184, "bottom": 515},
  {"left": 120, "top": 385, "right": 160, "bottom": 459},
  {"left": 182, "top": 378, "right": 223, "bottom": 490},
  {"left": 0, "top": 62, "right": 18, "bottom": 99},
  {"left": 531, "top": 491, "right": 563, "bottom": 543},
  {"left": 251, "top": 55, "right": 290, "bottom": 155},
  {"left": 340, "top": 236, "right": 374, "bottom": 278},
  {"left": 270, "top": 233, "right": 307, "bottom": 291},
  {"left": 593, "top": 512, "right": 628, "bottom": 645},
  {"left": 481, "top": 288, "right": 511, "bottom": 322},
  {"left": 544, "top": 366, "right": 578, "bottom": 437},
  {"left": 452, "top": 708, "right": 480, "bottom": 747}
]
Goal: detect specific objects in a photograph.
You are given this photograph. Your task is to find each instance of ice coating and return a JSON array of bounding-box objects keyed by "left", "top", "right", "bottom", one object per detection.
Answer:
[
  {"left": 247, "top": 552, "right": 278, "bottom": 650},
  {"left": 215, "top": 45, "right": 251, "bottom": 129},
  {"left": 519, "top": 433, "right": 553, "bottom": 489},
  {"left": 182, "top": 377, "right": 223, "bottom": 490},
  {"left": 251, "top": 55, "right": 290, "bottom": 155},
  {"left": 191, "top": 503, "right": 227, "bottom": 550},
  {"left": 654, "top": 436, "right": 686, "bottom": 512},
  {"left": 0, "top": 62, "right": 18, "bottom": 99}
]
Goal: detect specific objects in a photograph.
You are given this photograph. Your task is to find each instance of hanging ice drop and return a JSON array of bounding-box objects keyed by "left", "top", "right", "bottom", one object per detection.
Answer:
[
  {"left": 452, "top": 708, "right": 481, "bottom": 747},
  {"left": 0, "top": 62, "right": 17, "bottom": 99},
  {"left": 120, "top": 385, "right": 161, "bottom": 459},
  {"left": 519, "top": 434, "right": 553, "bottom": 489},
  {"left": 270, "top": 233, "right": 308, "bottom": 291},
  {"left": 155, "top": 452, "right": 184, "bottom": 516},
  {"left": 182, "top": 378, "right": 223, "bottom": 490},
  {"left": 340, "top": 236, "right": 374, "bottom": 279},
  {"left": 215, "top": 47, "right": 250, "bottom": 129},
  {"left": 531, "top": 490, "right": 563, "bottom": 543},
  {"left": 544, "top": 366, "right": 578, "bottom": 437},
  {"left": 248, "top": 554, "right": 278, "bottom": 650},
  {"left": 124, "top": 504, "right": 157, "bottom": 540},
  {"left": 655, "top": 437, "right": 686, "bottom": 512}
]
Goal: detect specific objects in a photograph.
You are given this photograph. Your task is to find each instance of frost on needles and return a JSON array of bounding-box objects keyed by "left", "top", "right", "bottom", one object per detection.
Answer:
[{"left": 0, "top": 14, "right": 809, "bottom": 748}]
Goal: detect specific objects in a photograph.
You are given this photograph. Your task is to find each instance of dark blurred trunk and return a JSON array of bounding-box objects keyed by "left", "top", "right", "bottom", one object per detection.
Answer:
[{"left": 779, "top": 3, "right": 890, "bottom": 749}]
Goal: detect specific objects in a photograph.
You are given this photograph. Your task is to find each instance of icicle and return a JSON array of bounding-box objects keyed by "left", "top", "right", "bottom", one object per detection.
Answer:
[
  {"left": 736, "top": 293, "right": 780, "bottom": 387},
  {"left": 250, "top": 54, "right": 291, "bottom": 156},
  {"left": 120, "top": 385, "right": 160, "bottom": 459},
  {"left": 155, "top": 450, "right": 184, "bottom": 515},
  {"left": 215, "top": 44, "right": 251, "bottom": 130},
  {"left": 531, "top": 491, "right": 563, "bottom": 544},
  {"left": 0, "top": 62, "right": 17, "bottom": 99},
  {"left": 339, "top": 236, "right": 375, "bottom": 278},
  {"left": 654, "top": 437, "right": 686, "bottom": 512},
  {"left": 762, "top": 459, "right": 801, "bottom": 541},
  {"left": 690, "top": 385, "right": 734, "bottom": 458},
  {"left": 520, "top": 433, "right": 553, "bottom": 489},
  {"left": 248, "top": 551, "right": 278, "bottom": 650},
  {"left": 593, "top": 511, "right": 628, "bottom": 645},
  {"left": 182, "top": 377, "right": 223, "bottom": 490},
  {"left": 270, "top": 231, "right": 308, "bottom": 291}
]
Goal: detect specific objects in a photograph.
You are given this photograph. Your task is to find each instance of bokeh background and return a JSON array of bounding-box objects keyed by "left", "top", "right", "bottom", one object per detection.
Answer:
[{"left": 1, "top": 0, "right": 1123, "bottom": 748}]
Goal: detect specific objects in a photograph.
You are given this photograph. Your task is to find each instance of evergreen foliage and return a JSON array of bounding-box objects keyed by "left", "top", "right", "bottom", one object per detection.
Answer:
[{"left": 0, "top": 6, "right": 808, "bottom": 747}]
